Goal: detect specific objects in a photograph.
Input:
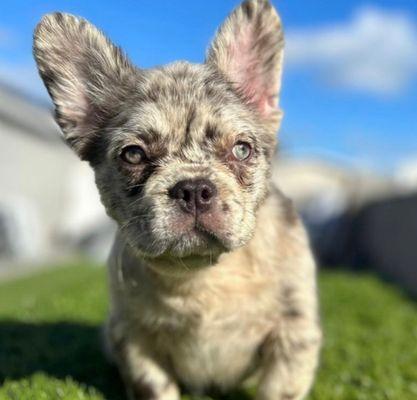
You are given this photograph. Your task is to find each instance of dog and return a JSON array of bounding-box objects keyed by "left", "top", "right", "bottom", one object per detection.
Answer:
[{"left": 33, "top": 1, "right": 321, "bottom": 399}]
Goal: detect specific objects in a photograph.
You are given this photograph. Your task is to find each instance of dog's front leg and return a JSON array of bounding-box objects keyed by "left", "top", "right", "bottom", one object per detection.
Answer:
[
  {"left": 256, "top": 320, "right": 322, "bottom": 400},
  {"left": 108, "top": 331, "right": 180, "bottom": 400}
]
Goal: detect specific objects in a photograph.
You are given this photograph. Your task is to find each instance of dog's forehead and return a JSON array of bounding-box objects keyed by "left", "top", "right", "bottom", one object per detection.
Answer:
[
  {"left": 141, "top": 62, "right": 228, "bottom": 104},
  {"left": 125, "top": 62, "right": 251, "bottom": 140}
]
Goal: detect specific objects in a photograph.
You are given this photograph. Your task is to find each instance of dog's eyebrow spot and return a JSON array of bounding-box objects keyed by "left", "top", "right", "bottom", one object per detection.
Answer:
[
  {"left": 205, "top": 124, "right": 221, "bottom": 140},
  {"left": 138, "top": 128, "right": 161, "bottom": 145},
  {"left": 133, "top": 129, "right": 169, "bottom": 160},
  {"left": 81, "top": 132, "right": 110, "bottom": 166}
]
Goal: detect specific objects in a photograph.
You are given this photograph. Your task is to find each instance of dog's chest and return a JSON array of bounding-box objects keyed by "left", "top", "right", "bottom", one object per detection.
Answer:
[
  {"left": 135, "top": 276, "right": 279, "bottom": 391},
  {"left": 166, "top": 317, "right": 265, "bottom": 391}
]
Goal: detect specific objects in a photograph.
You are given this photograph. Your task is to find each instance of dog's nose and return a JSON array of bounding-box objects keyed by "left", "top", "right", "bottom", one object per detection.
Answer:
[{"left": 169, "top": 179, "right": 217, "bottom": 214}]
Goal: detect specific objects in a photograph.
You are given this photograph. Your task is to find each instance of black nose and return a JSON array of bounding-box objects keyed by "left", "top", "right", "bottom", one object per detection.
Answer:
[{"left": 169, "top": 178, "right": 217, "bottom": 214}]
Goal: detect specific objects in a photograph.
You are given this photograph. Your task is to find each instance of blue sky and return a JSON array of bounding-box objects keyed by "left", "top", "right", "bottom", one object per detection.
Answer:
[{"left": 1, "top": 0, "right": 416, "bottom": 174}]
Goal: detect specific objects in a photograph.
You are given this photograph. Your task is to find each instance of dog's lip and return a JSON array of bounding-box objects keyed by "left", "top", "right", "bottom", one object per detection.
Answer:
[
  {"left": 128, "top": 217, "right": 229, "bottom": 261},
  {"left": 160, "top": 224, "right": 228, "bottom": 258},
  {"left": 193, "top": 224, "right": 229, "bottom": 250},
  {"left": 154, "top": 252, "right": 218, "bottom": 264},
  {"left": 193, "top": 222, "right": 219, "bottom": 241}
]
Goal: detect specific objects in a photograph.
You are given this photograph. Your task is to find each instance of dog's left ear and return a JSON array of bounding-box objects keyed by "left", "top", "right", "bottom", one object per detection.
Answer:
[
  {"left": 207, "top": 0, "right": 284, "bottom": 131},
  {"left": 33, "top": 13, "right": 135, "bottom": 161}
]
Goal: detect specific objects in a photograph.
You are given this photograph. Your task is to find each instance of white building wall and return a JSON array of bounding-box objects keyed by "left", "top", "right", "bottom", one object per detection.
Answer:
[{"left": 0, "top": 119, "right": 110, "bottom": 262}]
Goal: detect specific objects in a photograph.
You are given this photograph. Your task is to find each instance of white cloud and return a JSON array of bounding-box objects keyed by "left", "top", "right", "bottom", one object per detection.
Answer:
[
  {"left": 396, "top": 157, "right": 417, "bottom": 190},
  {"left": 285, "top": 6, "right": 417, "bottom": 95}
]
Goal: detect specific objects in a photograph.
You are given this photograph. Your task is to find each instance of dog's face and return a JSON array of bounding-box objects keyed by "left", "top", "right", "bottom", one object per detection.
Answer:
[{"left": 34, "top": 0, "right": 284, "bottom": 267}]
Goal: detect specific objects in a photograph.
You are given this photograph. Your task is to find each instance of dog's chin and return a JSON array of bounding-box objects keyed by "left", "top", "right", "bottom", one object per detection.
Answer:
[
  {"left": 127, "top": 227, "right": 230, "bottom": 272},
  {"left": 147, "top": 253, "right": 222, "bottom": 274},
  {"left": 142, "top": 247, "right": 225, "bottom": 277}
]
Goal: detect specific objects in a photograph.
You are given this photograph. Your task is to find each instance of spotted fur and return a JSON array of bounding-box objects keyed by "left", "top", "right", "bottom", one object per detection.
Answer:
[{"left": 33, "top": 1, "right": 321, "bottom": 399}]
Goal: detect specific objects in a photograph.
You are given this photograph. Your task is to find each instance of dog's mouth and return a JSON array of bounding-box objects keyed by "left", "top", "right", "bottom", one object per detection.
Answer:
[
  {"left": 168, "top": 223, "right": 228, "bottom": 257},
  {"left": 136, "top": 221, "right": 228, "bottom": 270},
  {"left": 122, "top": 205, "right": 234, "bottom": 268},
  {"left": 148, "top": 251, "right": 221, "bottom": 271},
  {"left": 140, "top": 232, "right": 225, "bottom": 272}
]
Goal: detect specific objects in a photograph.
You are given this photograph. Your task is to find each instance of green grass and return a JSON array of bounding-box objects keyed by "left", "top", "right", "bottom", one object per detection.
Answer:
[{"left": 0, "top": 264, "right": 416, "bottom": 400}]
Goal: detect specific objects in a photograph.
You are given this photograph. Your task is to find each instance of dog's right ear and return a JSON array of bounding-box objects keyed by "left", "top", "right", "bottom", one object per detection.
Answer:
[
  {"left": 33, "top": 13, "right": 135, "bottom": 160},
  {"left": 207, "top": 0, "right": 284, "bottom": 133}
]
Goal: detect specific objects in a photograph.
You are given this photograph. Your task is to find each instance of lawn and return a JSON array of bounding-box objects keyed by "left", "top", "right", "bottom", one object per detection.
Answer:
[{"left": 0, "top": 264, "right": 416, "bottom": 400}]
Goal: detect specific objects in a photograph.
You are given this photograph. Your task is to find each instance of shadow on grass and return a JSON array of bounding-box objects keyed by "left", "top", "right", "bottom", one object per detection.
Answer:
[
  {"left": 0, "top": 321, "right": 252, "bottom": 400},
  {"left": 0, "top": 321, "right": 125, "bottom": 399}
]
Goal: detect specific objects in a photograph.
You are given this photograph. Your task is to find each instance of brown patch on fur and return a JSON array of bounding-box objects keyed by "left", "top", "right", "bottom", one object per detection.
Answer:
[
  {"left": 272, "top": 187, "right": 298, "bottom": 225},
  {"left": 125, "top": 164, "right": 158, "bottom": 198},
  {"left": 282, "top": 393, "right": 297, "bottom": 400},
  {"left": 280, "top": 284, "right": 304, "bottom": 320},
  {"left": 231, "top": 162, "right": 256, "bottom": 187},
  {"left": 241, "top": 0, "right": 255, "bottom": 19},
  {"left": 131, "top": 377, "right": 157, "bottom": 400},
  {"left": 205, "top": 123, "right": 221, "bottom": 141},
  {"left": 282, "top": 197, "right": 298, "bottom": 225}
]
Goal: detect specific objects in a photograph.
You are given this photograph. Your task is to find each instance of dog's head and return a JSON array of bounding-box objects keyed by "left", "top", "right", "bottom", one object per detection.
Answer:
[{"left": 33, "top": 0, "right": 284, "bottom": 268}]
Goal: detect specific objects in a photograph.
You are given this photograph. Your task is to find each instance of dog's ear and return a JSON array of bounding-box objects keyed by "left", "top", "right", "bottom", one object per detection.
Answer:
[
  {"left": 33, "top": 13, "right": 135, "bottom": 159},
  {"left": 207, "top": 0, "right": 284, "bottom": 131}
]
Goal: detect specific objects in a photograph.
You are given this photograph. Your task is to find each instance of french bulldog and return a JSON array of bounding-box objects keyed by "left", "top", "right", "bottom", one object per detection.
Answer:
[{"left": 33, "top": 1, "right": 321, "bottom": 399}]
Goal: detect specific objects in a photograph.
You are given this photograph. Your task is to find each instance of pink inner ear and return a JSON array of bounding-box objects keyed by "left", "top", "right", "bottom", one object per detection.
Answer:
[
  {"left": 226, "top": 25, "right": 278, "bottom": 117},
  {"left": 56, "top": 78, "right": 90, "bottom": 127}
]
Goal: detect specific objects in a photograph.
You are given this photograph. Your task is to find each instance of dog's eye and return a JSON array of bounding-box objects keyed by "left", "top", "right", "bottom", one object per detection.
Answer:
[
  {"left": 120, "top": 145, "right": 146, "bottom": 165},
  {"left": 232, "top": 142, "right": 252, "bottom": 161}
]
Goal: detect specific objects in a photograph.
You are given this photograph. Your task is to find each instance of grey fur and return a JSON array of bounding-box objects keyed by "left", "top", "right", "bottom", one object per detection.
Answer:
[{"left": 33, "top": 1, "right": 321, "bottom": 399}]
